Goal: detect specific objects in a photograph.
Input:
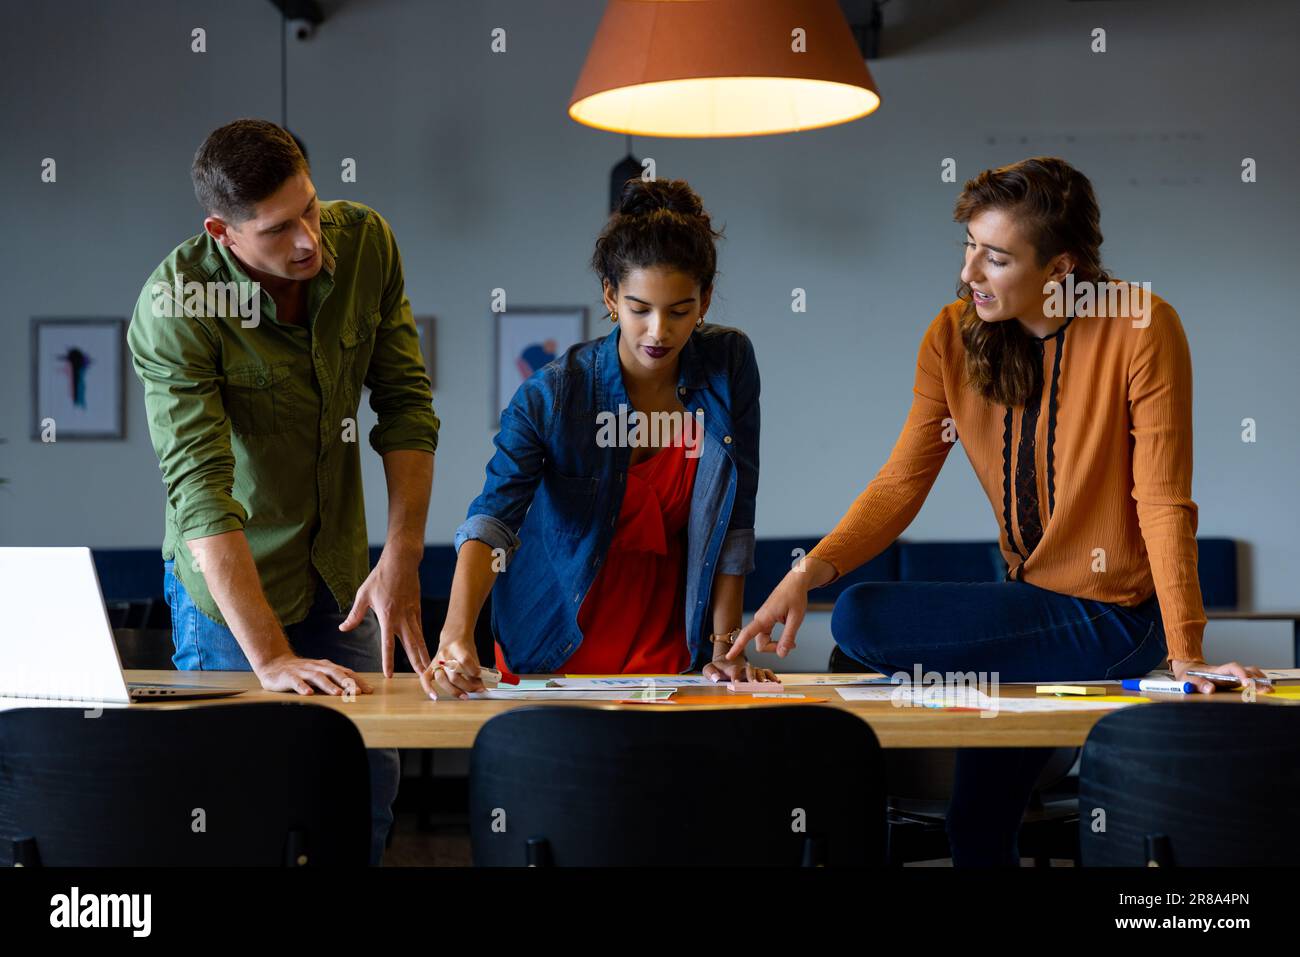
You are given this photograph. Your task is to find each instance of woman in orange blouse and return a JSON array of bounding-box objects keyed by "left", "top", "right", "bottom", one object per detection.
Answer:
[{"left": 732, "top": 157, "right": 1268, "bottom": 866}]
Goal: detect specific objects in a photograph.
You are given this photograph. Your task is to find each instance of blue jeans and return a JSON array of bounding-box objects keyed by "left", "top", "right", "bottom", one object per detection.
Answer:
[
  {"left": 830, "top": 580, "right": 1168, "bottom": 867},
  {"left": 164, "top": 560, "right": 401, "bottom": 866}
]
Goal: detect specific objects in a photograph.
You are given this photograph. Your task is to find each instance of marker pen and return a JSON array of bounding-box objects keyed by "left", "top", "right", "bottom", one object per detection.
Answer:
[
  {"left": 1121, "top": 678, "right": 1194, "bottom": 694},
  {"left": 1183, "top": 669, "right": 1273, "bottom": 687},
  {"left": 437, "top": 658, "right": 520, "bottom": 686}
]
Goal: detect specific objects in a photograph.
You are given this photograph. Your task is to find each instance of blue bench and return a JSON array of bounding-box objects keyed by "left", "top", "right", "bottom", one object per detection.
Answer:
[
  {"left": 743, "top": 537, "right": 1237, "bottom": 608},
  {"left": 91, "top": 537, "right": 1297, "bottom": 664},
  {"left": 746, "top": 537, "right": 1296, "bottom": 666}
]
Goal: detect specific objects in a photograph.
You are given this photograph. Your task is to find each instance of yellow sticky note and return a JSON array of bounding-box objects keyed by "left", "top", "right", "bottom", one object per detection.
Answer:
[{"left": 1261, "top": 687, "right": 1300, "bottom": 700}]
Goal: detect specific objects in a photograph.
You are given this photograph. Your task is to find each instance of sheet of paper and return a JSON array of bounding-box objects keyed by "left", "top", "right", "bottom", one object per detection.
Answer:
[
  {"left": 784, "top": 675, "right": 896, "bottom": 686},
  {"left": 835, "top": 686, "right": 991, "bottom": 705},
  {"left": 508, "top": 679, "right": 555, "bottom": 691},
  {"left": 552, "top": 676, "right": 717, "bottom": 688},
  {"left": 1004, "top": 668, "right": 1300, "bottom": 687},
  {"left": 677, "top": 694, "right": 830, "bottom": 705},
  {"left": 481, "top": 681, "right": 579, "bottom": 693},
  {"left": 467, "top": 688, "right": 677, "bottom": 701},
  {"left": 835, "top": 687, "right": 910, "bottom": 702},
  {"left": 0, "top": 696, "right": 129, "bottom": 713},
  {"left": 834, "top": 686, "right": 1146, "bottom": 711},
  {"left": 988, "top": 696, "right": 1147, "bottom": 712}
]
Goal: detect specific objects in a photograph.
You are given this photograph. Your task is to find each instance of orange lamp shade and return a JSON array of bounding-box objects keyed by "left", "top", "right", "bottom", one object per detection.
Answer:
[{"left": 568, "top": 0, "right": 881, "bottom": 138}]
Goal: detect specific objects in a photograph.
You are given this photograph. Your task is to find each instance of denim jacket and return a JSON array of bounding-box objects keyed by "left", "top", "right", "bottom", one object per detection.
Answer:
[{"left": 454, "top": 322, "right": 760, "bottom": 673}]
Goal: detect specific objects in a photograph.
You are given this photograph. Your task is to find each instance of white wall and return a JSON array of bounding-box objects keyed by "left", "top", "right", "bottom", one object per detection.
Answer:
[{"left": 1, "top": 0, "right": 1296, "bottom": 666}]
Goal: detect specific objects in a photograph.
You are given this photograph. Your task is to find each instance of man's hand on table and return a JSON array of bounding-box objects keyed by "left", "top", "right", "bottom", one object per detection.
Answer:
[
  {"left": 255, "top": 652, "right": 374, "bottom": 696},
  {"left": 340, "top": 547, "right": 431, "bottom": 677}
]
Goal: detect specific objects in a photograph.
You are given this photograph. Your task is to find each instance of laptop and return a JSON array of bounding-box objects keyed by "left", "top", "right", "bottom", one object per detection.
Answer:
[{"left": 0, "top": 547, "right": 244, "bottom": 704}]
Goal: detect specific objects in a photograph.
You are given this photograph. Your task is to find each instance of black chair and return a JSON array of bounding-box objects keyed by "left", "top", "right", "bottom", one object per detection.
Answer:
[
  {"left": 469, "top": 706, "right": 886, "bottom": 866},
  {"left": 0, "top": 703, "right": 370, "bottom": 866},
  {"left": 1079, "top": 702, "right": 1300, "bottom": 866},
  {"left": 829, "top": 645, "right": 1081, "bottom": 865}
]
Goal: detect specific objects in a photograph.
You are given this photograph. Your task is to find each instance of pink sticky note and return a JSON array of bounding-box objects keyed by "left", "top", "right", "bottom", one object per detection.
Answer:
[{"left": 727, "top": 681, "right": 785, "bottom": 693}]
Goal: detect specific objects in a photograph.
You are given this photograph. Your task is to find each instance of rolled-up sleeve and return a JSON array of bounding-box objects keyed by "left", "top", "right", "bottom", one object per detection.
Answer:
[
  {"left": 717, "top": 527, "right": 756, "bottom": 576},
  {"left": 454, "top": 370, "right": 553, "bottom": 559},
  {"left": 365, "top": 213, "right": 440, "bottom": 456},
  {"left": 718, "top": 331, "right": 760, "bottom": 575},
  {"left": 127, "top": 281, "right": 248, "bottom": 541}
]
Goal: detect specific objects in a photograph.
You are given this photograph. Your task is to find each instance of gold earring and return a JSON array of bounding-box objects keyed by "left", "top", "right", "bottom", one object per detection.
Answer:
[{"left": 610, "top": 309, "right": 618, "bottom": 323}]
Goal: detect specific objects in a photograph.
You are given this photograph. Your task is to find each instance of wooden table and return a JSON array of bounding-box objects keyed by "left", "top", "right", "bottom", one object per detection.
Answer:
[{"left": 124, "top": 670, "right": 1296, "bottom": 750}]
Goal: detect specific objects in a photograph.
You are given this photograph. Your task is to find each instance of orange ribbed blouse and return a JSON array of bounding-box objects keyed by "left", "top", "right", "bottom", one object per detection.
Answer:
[{"left": 807, "top": 288, "right": 1207, "bottom": 662}]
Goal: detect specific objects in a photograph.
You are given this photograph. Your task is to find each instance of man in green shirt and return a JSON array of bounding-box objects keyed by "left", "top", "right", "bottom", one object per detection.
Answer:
[{"left": 128, "top": 119, "right": 439, "bottom": 864}]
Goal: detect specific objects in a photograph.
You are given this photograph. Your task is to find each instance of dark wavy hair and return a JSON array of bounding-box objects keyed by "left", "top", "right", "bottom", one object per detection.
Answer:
[
  {"left": 192, "top": 118, "right": 309, "bottom": 223},
  {"left": 591, "top": 178, "right": 724, "bottom": 301},
  {"left": 953, "top": 156, "right": 1111, "bottom": 407}
]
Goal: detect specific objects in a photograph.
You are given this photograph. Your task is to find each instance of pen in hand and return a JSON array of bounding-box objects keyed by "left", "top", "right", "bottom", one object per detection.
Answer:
[{"left": 435, "top": 658, "right": 519, "bottom": 687}]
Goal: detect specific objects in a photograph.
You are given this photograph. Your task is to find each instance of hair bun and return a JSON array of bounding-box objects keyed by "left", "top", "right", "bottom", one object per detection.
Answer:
[{"left": 617, "top": 178, "right": 706, "bottom": 220}]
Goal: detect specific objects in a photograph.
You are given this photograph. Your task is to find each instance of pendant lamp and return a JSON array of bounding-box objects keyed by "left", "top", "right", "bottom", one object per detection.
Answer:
[{"left": 569, "top": 0, "right": 881, "bottom": 138}]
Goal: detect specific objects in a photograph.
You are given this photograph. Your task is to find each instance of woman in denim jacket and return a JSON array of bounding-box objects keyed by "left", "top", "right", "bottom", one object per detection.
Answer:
[{"left": 421, "top": 179, "right": 772, "bottom": 697}]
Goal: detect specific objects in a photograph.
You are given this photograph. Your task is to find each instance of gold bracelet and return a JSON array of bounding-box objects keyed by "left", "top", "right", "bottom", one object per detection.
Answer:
[{"left": 709, "top": 627, "right": 741, "bottom": 647}]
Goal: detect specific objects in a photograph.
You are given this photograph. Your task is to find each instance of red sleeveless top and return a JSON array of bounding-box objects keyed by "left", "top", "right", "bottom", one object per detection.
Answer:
[{"left": 494, "top": 439, "right": 699, "bottom": 676}]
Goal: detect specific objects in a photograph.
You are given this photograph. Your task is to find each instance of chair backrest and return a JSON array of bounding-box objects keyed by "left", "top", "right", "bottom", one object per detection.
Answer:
[
  {"left": 470, "top": 705, "right": 886, "bottom": 866},
  {"left": 1079, "top": 702, "right": 1300, "bottom": 866},
  {"left": 0, "top": 702, "right": 370, "bottom": 866}
]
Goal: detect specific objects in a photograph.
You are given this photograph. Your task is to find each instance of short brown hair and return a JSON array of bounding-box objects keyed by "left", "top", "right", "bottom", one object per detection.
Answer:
[
  {"left": 192, "top": 118, "right": 309, "bottom": 223},
  {"left": 953, "top": 156, "right": 1111, "bottom": 407}
]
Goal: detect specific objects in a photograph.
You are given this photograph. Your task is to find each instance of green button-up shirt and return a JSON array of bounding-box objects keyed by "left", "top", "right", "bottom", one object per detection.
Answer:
[{"left": 127, "top": 200, "right": 439, "bottom": 628}]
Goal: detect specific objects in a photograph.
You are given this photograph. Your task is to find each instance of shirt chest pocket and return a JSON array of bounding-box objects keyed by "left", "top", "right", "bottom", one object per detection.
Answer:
[
  {"left": 340, "top": 308, "right": 381, "bottom": 390},
  {"left": 224, "top": 362, "right": 295, "bottom": 436}
]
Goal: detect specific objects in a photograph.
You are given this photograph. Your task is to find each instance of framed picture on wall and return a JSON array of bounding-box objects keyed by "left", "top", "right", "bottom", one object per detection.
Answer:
[
  {"left": 493, "top": 306, "right": 588, "bottom": 425},
  {"left": 30, "top": 318, "right": 126, "bottom": 440}
]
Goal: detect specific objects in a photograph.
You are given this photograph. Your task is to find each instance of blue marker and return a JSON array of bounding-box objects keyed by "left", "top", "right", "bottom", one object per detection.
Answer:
[{"left": 1121, "top": 678, "right": 1195, "bottom": 694}]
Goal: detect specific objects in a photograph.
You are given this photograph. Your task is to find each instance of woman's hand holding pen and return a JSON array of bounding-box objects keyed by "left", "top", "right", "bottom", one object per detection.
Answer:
[
  {"left": 1169, "top": 657, "right": 1271, "bottom": 694},
  {"left": 420, "top": 630, "right": 488, "bottom": 700}
]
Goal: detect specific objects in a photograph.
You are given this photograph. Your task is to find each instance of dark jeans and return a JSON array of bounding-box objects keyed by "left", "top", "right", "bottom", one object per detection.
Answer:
[
  {"left": 164, "top": 560, "right": 401, "bottom": 866},
  {"left": 830, "top": 580, "right": 1168, "bottom": 866}
]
